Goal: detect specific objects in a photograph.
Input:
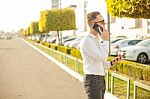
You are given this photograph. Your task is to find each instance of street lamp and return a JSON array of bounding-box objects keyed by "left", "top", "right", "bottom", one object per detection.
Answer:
[
  {"left": 59, "top": 0, "right": 61, "bottom": 10},
  {"left": 105, "top": 0, "right": 111, "bottom": 55},
  {"left": 84, "top": 1, "right": 88, "bottom": 32}
]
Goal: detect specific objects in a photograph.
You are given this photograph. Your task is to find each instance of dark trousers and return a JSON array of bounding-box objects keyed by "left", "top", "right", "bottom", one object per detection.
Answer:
[{"left": 83, "top": 74, "right": 106, "bottom": 99}]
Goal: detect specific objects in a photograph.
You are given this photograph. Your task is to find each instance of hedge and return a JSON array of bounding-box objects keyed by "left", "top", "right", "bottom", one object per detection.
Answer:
[
  {"left": 109, "top": 59, "right": 150, "bottom": 82},
  {"left": 57, "top": 46, "right": 71, "bottom": 54},
  {"left": 32, "top": 40, "right": 150, "bottom": 83},
  {"left": 44, "top": 42, "right": 51, "bottom": 47},
  {"left": 70, "top": 48, "right": 82, "bottom": 59},
  {"left": 50, "top": 43, "right": 57, "bottom": 50}
]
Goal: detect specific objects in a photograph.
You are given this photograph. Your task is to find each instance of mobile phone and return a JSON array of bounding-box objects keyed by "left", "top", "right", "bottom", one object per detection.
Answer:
[{"left": 92, "top": 23, "right": 103, "bottom": 35}]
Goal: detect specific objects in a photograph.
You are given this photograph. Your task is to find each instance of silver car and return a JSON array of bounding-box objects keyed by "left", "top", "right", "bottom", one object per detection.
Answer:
[{"left": 111, "top": 39, "right": 142, "bottom": 56}]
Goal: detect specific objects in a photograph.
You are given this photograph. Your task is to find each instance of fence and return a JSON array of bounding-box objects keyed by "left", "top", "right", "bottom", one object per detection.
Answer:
[
  {"left": 134, "top": 81, "right": 150, "bottom": 99},
  {"left": 111, "top": 72, "right": 130, "bottom": 99}
]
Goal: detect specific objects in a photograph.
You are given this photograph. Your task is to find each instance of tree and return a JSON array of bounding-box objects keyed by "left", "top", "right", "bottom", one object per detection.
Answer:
[
  {"left": 19, "top": 28, "right": 25, "bottom": 36},
  {"left": 30, "top": 22, "right": 40, "bottom": 35},
  {"left": 106, "top": 0, "right": 150, "bottom": 19},
  {"left": 26, "top": 27, "right": 30, "bottom": 36},
  {"left": 39, "top": 8, "right": 76, "bottom": 44}
]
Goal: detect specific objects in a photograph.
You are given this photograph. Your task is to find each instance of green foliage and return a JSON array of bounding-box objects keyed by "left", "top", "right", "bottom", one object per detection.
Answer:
[
  {"left": 30, "top": 22, "right": 40, "bottom": 34},
  {"left": 50, "top": 43, "right": 57, "bottom": 50},
  {"left": 43, "top": 42, "right": 51, "bottom": 47},
  {"left": 110, "top": 60, "right": 150, "bottom": 82},
  {"left": 39, "top": 8, "right": 76, "bottom": 33},
  {"left": 70, "top": 48, "right": 82, "bottom": 59},
  {"left": 26, "top": 27, "right": 30, "bottom": 35},
  {"left": 142, "top": 67, "right": 150, "bottom": 81},
  {"left": 24, "top": 30, "right": 27, "bottom": 36},
  {"left": 57, "top": 46, "right": 71, "bottom": 54},
  {"left": 60, "top": 8, "right": 76, "bottom": 30},
  {"left": 106, "top": 0, "right": 150, "bottom": 19},
  {"left": 19, "top": 28, "right": 26, "bottom": 36}
]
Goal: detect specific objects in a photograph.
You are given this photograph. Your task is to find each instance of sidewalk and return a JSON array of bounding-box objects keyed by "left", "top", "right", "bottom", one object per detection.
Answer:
[{"left": 0, "top": 39, "right": 85, "bottom": 99}]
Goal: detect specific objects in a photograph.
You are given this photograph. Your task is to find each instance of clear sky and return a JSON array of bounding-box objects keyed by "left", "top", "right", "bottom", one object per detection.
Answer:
[
  {"left": 0, "top": 0, "right": 106, "bottom": 33},
  {"left": 0, "top": 0, "right": 75, "bottom": 32}
]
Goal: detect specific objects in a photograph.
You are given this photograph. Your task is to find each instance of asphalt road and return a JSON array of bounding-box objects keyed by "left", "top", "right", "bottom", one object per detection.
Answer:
[{"left": 0, "top": 39, "right": 86, "bottom": 99}]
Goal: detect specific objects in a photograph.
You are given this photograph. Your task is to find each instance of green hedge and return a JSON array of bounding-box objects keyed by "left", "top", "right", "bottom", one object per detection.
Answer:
[
  {"left": 142, "top": 67, "right": 150, "bottom": 81},
  {"left": 70, "top": 48, "right": 82, "bottom": 59},
  {"left": 50, "top": 43, "right": 57, "bottom": 50},
  {"left": 109, "top": 59, "right": 150, "bottom": 82},
  {"left": 32, "top": 40, "right": 150, "bottom": 83},
  {"left": 43, "top": 42, "right": 50, "bottom": 47},
  {"left": 57, "top": 46, "right": 71, "bottom": 54}
]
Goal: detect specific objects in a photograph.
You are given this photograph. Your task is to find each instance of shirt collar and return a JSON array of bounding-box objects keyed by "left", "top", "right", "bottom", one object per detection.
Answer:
[{"left": 88, "top": 33, "right": 97, "bottom": 39}]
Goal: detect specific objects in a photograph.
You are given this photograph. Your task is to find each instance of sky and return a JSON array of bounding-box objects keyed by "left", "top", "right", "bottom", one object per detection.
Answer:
[
  {"left": 0, "top": 0, "right": 74, "bottom": 32},
  {"left": 0, "top": 0, "right": 106, "bottom": 33}
]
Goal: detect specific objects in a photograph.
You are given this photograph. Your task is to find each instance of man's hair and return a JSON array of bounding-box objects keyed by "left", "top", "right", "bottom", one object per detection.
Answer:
[{"left": 87, "top": 11, "right": 100, "bottom": 26}]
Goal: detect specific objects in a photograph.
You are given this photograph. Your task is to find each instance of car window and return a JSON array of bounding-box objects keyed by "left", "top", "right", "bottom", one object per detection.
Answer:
[
  {"left": 136, "top": 39, "right": 150, "bottom": 46},
  {"left": 114, "top": 40, "right": 127, "bottom": 45},
  {"left": 128, "top": 40, "right": 141, "bottom": 45},
  {"left": 111, "top": 39, "right": 122, "bottom": 43}
]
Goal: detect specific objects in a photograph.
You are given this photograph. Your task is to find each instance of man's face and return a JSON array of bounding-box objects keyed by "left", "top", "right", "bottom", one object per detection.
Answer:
[{"left": 93, "top": 15, "right": 105, "bottom": 28}]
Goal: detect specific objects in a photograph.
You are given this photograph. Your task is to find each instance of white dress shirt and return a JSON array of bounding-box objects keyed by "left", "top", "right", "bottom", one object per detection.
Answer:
[{"left": 80, "top": 33, "right": 111, "bottom": 76}]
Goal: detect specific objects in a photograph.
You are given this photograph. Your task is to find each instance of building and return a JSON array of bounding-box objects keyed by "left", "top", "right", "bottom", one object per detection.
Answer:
[{"left": 51, "top": 0, "right": 59, "bottom": 9}]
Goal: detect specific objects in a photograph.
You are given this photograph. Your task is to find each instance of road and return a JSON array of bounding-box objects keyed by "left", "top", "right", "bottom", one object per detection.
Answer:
[{"left": 0, "top": 39, "right": 86, "bottom": 99}]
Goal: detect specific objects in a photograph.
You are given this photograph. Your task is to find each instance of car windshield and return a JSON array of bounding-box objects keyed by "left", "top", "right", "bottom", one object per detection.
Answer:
[
  {"left": 111, "top": 38, "right": 122, "bottom": 43},
  {"left": 136, "top": 39, "right": 150, "bottom": 46},
  {"left": 114, "top": 40, "right": 127, "bottom": 45}
]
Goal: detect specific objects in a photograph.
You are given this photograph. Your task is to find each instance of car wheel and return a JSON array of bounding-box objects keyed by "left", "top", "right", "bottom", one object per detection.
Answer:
[{"left": 137, "top": 53, "right": 148, "bottom": 64}]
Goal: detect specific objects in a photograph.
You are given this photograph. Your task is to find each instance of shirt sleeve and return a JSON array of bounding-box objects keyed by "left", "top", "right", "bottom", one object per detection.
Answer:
[
  {"left": 80, "top": 37, "right": 108, "bottom": 62},
  {"left": 103, "top": 61, "right": 111, "bottom": 69}
]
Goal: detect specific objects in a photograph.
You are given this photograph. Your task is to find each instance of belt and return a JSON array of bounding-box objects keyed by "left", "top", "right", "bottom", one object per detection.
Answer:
[{"left": 85, "top": 74, "right": 105, "bottom": 79}]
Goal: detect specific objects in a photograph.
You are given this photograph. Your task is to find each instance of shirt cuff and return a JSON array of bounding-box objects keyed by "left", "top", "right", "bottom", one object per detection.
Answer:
[{"left": 104, "top": 61, "right": 111, "bottom": 68}]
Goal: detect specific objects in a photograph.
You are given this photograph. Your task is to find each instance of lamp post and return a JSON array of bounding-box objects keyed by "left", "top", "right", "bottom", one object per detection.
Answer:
[
  {"left": 84, "top": 1, "right": 88, "bottom": 32},
  {"left": 59, "top": 0, "right": 61, "bottom": 9},
  {"left": 59, "top": 0, "right": 62, "bottom": 45},
  {"left": 105, "top": 1, "right": 111, "bottom": 56}
]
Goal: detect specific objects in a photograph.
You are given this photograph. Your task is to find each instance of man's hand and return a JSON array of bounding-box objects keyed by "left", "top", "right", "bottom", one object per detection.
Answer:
[
  {"left": 111, "top": 55, "right": 123, "bottom": 66},
  {"left": 100, "top": 28, "right": 109, "bottom": 41}
]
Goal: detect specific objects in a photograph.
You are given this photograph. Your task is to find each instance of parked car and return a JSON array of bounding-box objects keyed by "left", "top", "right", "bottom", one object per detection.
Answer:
[
  {"left": 111, "top": 39, "right": 142, "bottom": 56},
  {"left": 62, "top": 37, "right": 76, "bottom": 45},
  {"left": 110, "top": 38, "right": 123, "bottom": 43},
  {"left": 118, "top": 39, "right": 150, "bottom": 63},
  {"left": 68, "top": 36, "right": 84, "bottom": 48},
  {"left": 110, "top": 36, "right": 127, "bottom": 43},
  {"left": 46, "top": 37, "right": 57, "bottom": 43}
]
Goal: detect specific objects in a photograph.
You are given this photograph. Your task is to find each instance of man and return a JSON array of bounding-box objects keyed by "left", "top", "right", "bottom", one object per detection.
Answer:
[{"left": 80, "top": 11, "right": 122, "bottom": 99}]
